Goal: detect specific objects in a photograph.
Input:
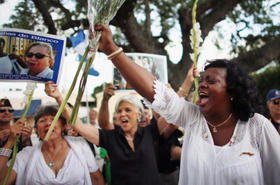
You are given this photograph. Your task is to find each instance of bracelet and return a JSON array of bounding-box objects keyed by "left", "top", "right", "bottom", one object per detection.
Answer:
[
  {"left": 107, "top": 47, "right": 123, "bottom": 60},
  {"left": 0, "top": 147, "right": 12, "bottom": 158},
  {"left": 178, "top": 87, "right": 188, "bottom": 96}
]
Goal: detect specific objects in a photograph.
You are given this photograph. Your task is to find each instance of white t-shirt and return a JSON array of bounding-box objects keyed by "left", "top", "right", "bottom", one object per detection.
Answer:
[
  {"left": 145, "top": 80, "right": 280, "bottom": 185},
  {"left": 9, "top": 136, "right": 98, "bottom": 185}
]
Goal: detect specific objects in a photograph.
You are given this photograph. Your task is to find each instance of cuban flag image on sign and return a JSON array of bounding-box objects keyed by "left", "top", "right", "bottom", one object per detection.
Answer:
[{"left": 69, "top": 30, "right": 99, "bottom": 76}]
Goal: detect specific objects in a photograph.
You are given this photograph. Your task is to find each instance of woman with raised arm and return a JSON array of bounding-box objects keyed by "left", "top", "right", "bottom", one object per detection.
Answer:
[{"left": 94, "top": 24, "right": 280, "bottom": 185}]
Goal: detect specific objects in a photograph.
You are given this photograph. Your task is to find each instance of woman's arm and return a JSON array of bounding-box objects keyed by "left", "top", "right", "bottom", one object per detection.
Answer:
[
  {"left": 177, "top": 64, "right": 198, "bottom": 98},
  {"left": 0, "top": 169, "right": 16, "bottom": 185},
  {"left": 98, "top": 83, "right": 115, "bottom": 130},
  {"left": 90, "top": 170, "right": 105, "bottom": 185},
  {"left": 158, "top": 65, "right": 199, "bottom": 135},
  {"left": 95, "top": 24, "right": 156, "bottom": 102},
  {"left": 45, "top": 82, "right": 100, "bottom": 146},
  {"left": 170, "top": 145, "right": 182, "bottom": 161}
]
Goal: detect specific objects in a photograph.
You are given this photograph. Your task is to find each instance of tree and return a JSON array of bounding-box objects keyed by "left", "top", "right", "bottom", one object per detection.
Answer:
[
  {"left": 254, "top": 63, "right": 280, "bottom": 116},
  {"left": 3, "top": 0, "right": 280, "bottom": 89}
]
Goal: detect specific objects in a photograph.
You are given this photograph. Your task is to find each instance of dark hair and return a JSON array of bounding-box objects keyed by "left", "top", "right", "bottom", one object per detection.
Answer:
[
  {"left": 0, "top": 98, "right": 12, "bottom": 108},
  {"left": 0, "top": 38, "right": 5, "bottom": 48},
  {"left": 34, "top": 105, "right": 66, "bottom": 128},
  {"left": 204, "top": 59, "right": 263, "bottom": 121}
]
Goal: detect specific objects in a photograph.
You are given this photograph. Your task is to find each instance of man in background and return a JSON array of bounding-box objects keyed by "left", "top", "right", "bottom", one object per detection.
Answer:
[
  {"left": 0, "top": 38, "right": 29, "bottom": 75},
  {"left": 89, "top": 109, "right": 98, "bottom": 126},
  {"left": 266, "top": 89, "right": 280, "bottom": 134}
]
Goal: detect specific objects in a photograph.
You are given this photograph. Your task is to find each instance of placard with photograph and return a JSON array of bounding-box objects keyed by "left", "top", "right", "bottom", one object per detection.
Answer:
[
  {"left": 113, "top": 53, "right": 168, "bottom": 90},
  {"left": 0, "top": 28, "right": 66, "bottom": 84}
]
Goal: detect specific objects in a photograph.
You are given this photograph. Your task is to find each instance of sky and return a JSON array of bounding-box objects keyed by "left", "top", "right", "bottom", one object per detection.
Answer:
[{"left": 0, "top": 0, "right": 234, "bottom": 102}]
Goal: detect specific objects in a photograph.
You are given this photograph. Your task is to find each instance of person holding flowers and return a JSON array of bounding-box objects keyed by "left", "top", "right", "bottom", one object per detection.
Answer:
[
  {"left": 94, "top": 23, "right": 280, "bottom": 185},
  {"left": 0, "top": 95, "right": 105, "bottom": 185},
  {"left": 0, "top": 98, "right": 32, "bottom": 157}
]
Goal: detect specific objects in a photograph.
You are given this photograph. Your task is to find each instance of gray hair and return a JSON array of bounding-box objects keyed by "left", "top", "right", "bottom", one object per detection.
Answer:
[{"left": 114, "top": 95, "right": 144, "bottom": 115}]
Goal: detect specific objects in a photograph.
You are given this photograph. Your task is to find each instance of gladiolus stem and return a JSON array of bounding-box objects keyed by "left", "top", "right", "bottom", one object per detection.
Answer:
[
  {"left": 3, "top": 135, "right": 18, "bottom": 185},
  {"left": 44, "top": 47, "right": 89, "bottom": 141},
  {"left": 3, "top": 88, "right": 35, "bottom": 185},
  {"left": 191, "top": 0, "right": 199, "bottom": 104},
  {"left": 68, "top": 53, "right": 95, "bottom": 126}
]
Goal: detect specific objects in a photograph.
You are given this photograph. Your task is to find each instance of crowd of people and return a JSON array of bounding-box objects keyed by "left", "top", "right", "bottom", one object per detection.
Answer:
[{"left": 0, "top": 23, "right": 279, "bottom": 185}]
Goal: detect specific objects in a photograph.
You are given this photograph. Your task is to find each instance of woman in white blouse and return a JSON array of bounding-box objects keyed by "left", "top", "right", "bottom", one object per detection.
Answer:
[
  {"left": 0, "top": 105, "right": 105, "bottom": 185},
  {"left": 94, "top": 23, "right": 280, "bottom": 185}
]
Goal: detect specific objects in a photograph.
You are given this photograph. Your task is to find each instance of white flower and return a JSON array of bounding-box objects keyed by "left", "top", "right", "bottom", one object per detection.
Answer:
[
  {"left": 189, "top": 22, "right": 203, "bottom": 61},
  {"left": 189, "top": 53, "right": 195, "bottom": 61},
  {"left": 23, "top": 82, "right": 37, "bottom": 104}
]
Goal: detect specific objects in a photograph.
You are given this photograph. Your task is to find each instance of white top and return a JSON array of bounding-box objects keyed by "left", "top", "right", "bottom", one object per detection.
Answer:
[
  {"left": 144, "top": 80, "right": 280, "bottom": 185},
  {"left": 9, "top": 136, "right": 98, "bottom": 185},
  {"left": 35, "top": 67, "right": 53, "bottom": 79}
]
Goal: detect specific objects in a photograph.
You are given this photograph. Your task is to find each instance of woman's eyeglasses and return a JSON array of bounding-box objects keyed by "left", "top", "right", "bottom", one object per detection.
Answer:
[
  {"left": 0, "top": 108, "right": 14, "bottom": 113},
  {"left": 25, "top": 52, "right": 49, "bottom": 59},
  {"left": 273, "top": 100, "right": 280, "bottom": 105}
]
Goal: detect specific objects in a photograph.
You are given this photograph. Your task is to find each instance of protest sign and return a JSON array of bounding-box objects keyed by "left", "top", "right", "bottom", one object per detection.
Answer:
[
  {"left": 113, "top": 53, "right": 168, "bottom": 90},
  {"left": 0, "top": 28, "right": 66, "bottom": 84}
]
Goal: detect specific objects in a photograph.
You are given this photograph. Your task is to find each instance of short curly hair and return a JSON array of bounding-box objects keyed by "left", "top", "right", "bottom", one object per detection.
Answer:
[{"left": 204, "top": 59, "right": 263, "bottom": 121}]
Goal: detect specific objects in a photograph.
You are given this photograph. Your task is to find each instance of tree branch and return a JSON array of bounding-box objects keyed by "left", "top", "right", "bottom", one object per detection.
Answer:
[
  {"left": 231, "top": 36, "right": 280, "bottom": 72},
  {"left": 144, "top": 0, "right": 152, "bottom": 37},
  {"left": 113, "top": 0, "right": 165, "bottom": 54},
  {"left": 48, "top": 0, "right": 74, "bottom": 26},
  {"left": 31, "top": 0, "right": 57, "bottom": 34},
  {"left": 199, "top": 0, "right": 245, "bottom": 37}
]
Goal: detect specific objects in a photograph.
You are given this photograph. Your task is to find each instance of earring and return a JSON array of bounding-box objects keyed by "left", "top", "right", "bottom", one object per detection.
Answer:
[
  {"left": 137, "top": 117, "right": 142, "bottom": 123},
  {"left": 230, "top": 97, "right": 234, "bottom": 101}
]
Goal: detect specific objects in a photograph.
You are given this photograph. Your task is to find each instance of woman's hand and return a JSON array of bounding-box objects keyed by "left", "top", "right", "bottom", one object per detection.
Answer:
[
  {"left": 103, "top": 83, "right": 116, "bottom": 101},
  {"left": 0, "top": 129, "right": 10, "bottom": 143},
  {"left": 94, "top": 24, "right": 119, "bottom": 55},
  {"left": 45, "top": 81, "right": 63, "bottom": 104},
  {"left": 21, "top": 124, "right": 33, "bottom": 146},
  {"left": 45, "top": 81, "right": 60, "bottom": 98},
  {"left": 9, "top": 120, "right": 24, "bottom": 140},
  {"left": 186, "top": 64, "right": 200, "bottom": 84}
]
